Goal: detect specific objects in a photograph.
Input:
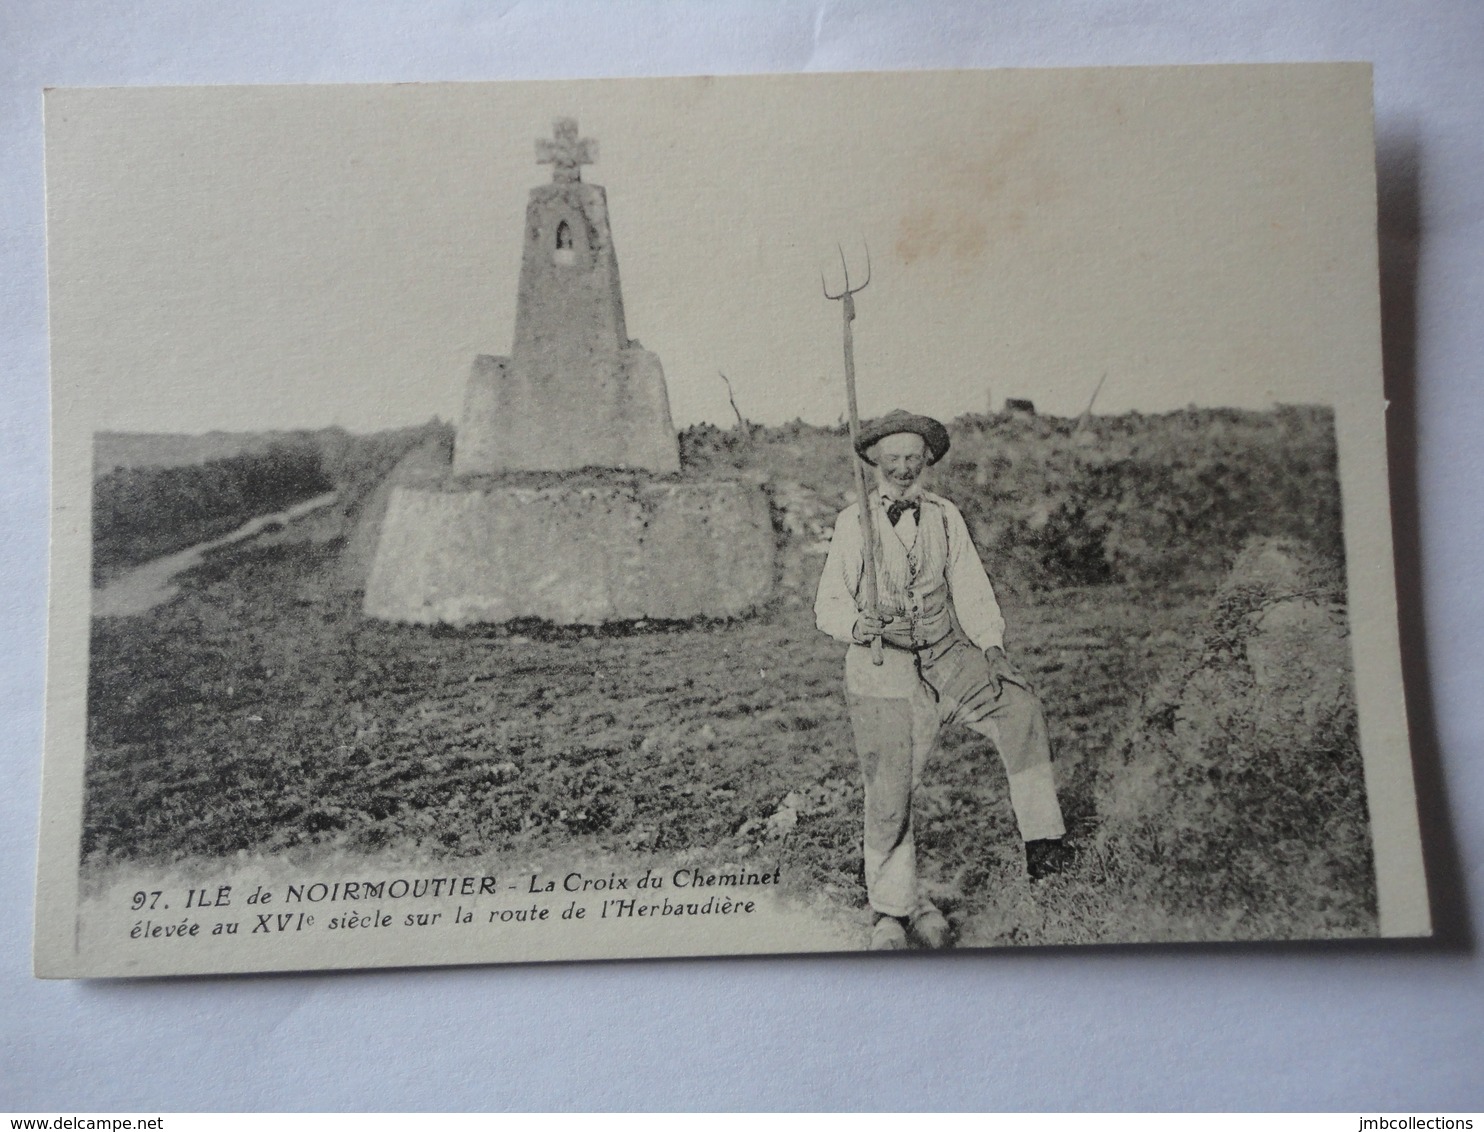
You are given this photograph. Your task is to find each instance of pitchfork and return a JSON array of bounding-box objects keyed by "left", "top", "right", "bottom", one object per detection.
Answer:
[{"left": 823, "top": 242, "right": 883, "bottom": 666}]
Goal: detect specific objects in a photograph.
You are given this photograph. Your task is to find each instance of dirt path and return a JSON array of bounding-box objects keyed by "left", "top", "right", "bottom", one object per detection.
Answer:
[{"left": 91, "top": 491, "right": 339, "bottom": 618}]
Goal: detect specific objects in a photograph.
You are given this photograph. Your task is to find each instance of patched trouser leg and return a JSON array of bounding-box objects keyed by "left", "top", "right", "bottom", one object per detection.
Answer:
[
  {"left": 962, "top": 685, "right": 1065, "bottom": 841},
  {"left": 926, "top": 640, "right": 1066, "bottom": 843}
]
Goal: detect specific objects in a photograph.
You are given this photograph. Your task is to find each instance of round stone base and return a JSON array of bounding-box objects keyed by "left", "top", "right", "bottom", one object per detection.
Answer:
[{"left": 363, "top": 475, "right": 776, "bottom": 625}]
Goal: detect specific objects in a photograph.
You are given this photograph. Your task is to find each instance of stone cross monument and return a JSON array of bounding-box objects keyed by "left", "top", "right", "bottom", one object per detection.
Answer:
[
  {"left": 361, "top": 118, "right": 775, "bottom": 627},
  {"left": 454, "top": 119, "right": 680, "bottom": 475},
  {"left": 535, "top": 117, "right": 595, "bottom": 181}
]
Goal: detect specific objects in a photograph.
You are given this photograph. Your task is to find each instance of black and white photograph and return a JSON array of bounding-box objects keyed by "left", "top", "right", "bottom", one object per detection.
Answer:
[{"left": 36, "top": 66, "right": 1427, "bottom": 977}]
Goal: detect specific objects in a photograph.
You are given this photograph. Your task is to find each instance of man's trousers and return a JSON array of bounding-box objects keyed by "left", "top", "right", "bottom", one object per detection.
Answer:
[{"left": 844, "top": 633, "right": 1065, "bottom": 919}]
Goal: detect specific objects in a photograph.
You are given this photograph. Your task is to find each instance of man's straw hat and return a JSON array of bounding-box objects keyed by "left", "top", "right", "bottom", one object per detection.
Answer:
[{"left": 854, "top": 409, "right": 951, "bottom": 466}]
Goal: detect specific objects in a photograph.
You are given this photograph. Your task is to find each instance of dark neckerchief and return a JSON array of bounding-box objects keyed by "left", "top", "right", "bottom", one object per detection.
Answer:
[{"left": 885, "top": 498, "right": 921, "bottom": 527}]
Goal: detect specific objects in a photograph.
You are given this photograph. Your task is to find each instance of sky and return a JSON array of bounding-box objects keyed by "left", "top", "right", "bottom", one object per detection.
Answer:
[{"left": 44, "top": 66, "right": 1380, "bottom": 434}]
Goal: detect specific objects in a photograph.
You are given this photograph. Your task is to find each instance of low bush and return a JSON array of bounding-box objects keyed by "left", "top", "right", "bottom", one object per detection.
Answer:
[
  {"left": 1095, "top": 537, "right": 1375, "bottom": 939},
  {"left": 91, "top": 421, "right": 452, "bottom": 582},
  {"left": 683, "top": 404, "right": 1344, "bottom": 597},
  {"left": 92, "top": 442, "right": 332, "bottom": 580}
]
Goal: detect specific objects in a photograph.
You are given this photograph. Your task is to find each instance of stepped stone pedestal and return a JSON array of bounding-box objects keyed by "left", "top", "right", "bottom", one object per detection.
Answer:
[{"left": 362, "top": 118, "right": 773, "bottom": 627}]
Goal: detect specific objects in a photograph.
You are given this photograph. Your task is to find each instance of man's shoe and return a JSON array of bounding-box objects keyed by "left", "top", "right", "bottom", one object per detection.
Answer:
[
  {"left": 1025, "top": 837, "right": 1072, "bottom": 881},
  {"left": 909, "top": 904, "right": 951, "bottom": 949},
  {"left": 869, "top": 915, "right": 909, "bottom": 950}
]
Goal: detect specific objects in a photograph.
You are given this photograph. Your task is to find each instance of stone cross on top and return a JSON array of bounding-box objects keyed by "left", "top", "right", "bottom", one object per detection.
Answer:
[{"left": 535, "top": 118, "right": 597, "bottom": 183}]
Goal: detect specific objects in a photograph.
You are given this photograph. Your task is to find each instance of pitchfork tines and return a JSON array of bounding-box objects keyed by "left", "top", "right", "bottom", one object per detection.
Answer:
[{"left": 822, "top": 241, "right": 871, "bottom": 305}]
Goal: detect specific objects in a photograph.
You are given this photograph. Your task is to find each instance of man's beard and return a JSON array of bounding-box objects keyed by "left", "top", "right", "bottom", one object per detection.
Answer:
[{"left": 880, "top": 470, "right": 922, "bottom": 498}]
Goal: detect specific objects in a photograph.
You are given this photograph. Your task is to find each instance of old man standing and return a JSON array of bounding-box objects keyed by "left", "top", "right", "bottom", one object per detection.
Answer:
[{"left": 814, "top": 409, "right": 1070, "bottom": 950}]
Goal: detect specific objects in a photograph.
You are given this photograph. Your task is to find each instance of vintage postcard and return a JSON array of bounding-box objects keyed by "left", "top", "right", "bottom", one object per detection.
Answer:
[{"left": 36, "top": 65, "right": 1429, "bottom": 977}]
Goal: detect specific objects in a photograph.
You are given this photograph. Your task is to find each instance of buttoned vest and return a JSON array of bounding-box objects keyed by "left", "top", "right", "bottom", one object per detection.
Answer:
[{"left": 869, "top": 495, "right": 956, "bottom": 650}]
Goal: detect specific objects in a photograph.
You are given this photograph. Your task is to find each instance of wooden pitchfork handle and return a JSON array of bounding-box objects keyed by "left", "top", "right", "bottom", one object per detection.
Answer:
[{"left": 824, "top": 244, "right": 883, "bottom": 666}]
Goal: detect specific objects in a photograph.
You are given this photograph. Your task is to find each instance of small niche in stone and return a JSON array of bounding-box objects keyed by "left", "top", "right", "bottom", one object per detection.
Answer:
[{"left": 554, "top": 219, "right": 575, "bottom": 265}]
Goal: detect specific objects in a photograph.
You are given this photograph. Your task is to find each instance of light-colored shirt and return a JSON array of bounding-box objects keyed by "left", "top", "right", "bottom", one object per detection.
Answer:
[{"left": 813, "top": 489, "right": 1006, "bottom": 652}]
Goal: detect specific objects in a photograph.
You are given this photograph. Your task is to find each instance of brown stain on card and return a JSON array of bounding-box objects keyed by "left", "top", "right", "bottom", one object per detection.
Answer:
[{"left": 894, "top": 118, "right": 1057, "bottom": 270}]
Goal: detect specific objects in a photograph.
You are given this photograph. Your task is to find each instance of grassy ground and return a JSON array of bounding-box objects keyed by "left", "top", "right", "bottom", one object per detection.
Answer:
[
  {"left": 84, "top": 528, "right": 1223, "bottom": 946},
  {"left": 83, "top": 407, "right": 1374, "bottom": 947}
]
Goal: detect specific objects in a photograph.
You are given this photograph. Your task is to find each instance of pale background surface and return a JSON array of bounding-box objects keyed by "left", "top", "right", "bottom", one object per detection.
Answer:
[
  {"left": 2, "top": 0, "right": 1481, "bottom": 1111},
  {"left": 40, "top": 70, "right": 1383, "bottom": 434}
]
